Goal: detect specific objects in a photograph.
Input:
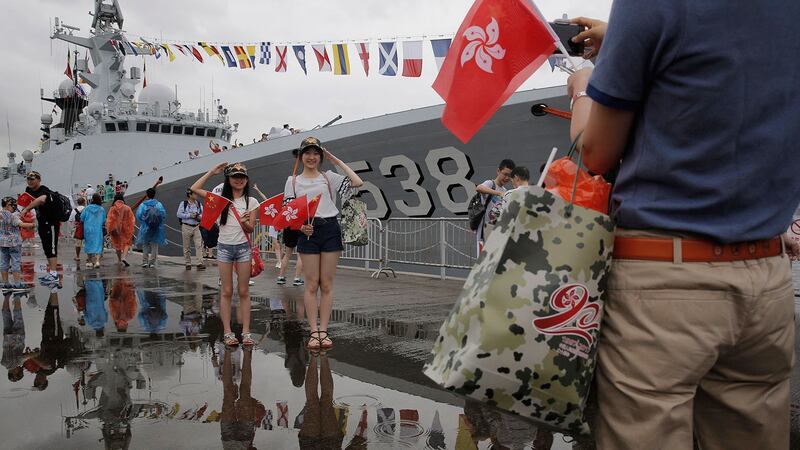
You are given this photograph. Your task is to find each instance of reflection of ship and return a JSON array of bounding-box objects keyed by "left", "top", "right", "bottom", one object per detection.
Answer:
[{"left": 0, "top": 0, "right": 571, "bottom": 255}]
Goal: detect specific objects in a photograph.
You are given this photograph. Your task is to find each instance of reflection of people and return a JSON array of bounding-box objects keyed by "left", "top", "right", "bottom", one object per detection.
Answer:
[
  {"left": 137, "top": 289, "right": 167, "bottom": 335},
  {"left": 2, "top": 293, "right": 25, "bottom": 382},
  {"left": 220, "top": 347, "right": 265, "bottom": 449},
  {"left": 85, "top": 279, "right": 107, "bottom": 337},
  {"left": 463, "top": 399, "right": 539, "bottom": 449},
  {"left": 283, "top": 320, "right": 307, "bottom": 388},
  {"left": 568, "top": 6, "right": 800, "bottom": 449},
  {"left": 298, "top": 352, "right": 344, "bottom": 449},
  {"left": 109, "top": 278, "right": 137, "bottom": 332}
]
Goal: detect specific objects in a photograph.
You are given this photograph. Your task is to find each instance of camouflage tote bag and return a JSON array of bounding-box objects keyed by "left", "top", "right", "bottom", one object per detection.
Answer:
[
  {"left": 424, "top": 178, "right": 615, "bottom": 435},
  {"left": 340, "top": 197, "right": 369, "bottom": 246}
]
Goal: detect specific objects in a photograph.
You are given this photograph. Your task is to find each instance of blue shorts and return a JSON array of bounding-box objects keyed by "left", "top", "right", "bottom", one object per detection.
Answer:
[
  {"left": 0, "top": 246, "right": 22, "bottom": 273},
  {"left": 297, "top": 217, "right": 344, "bottom": 254},
  {"left": 217, "top": 242, "right": 251, "bottom": 264}
]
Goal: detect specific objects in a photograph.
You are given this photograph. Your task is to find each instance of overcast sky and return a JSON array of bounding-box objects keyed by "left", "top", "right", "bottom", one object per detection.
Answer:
[{"left": 0, "top": 0, "right": 612, "bottom": 162}]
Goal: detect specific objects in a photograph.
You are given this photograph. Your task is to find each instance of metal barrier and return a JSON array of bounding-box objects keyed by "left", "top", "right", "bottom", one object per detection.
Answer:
[{"left": 252, "top": 217, "right": 477, "bottom": 280}]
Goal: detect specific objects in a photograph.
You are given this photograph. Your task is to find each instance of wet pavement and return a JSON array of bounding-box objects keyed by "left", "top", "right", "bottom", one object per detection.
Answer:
[
  {"left": 2, "top": 243, "right": 799, "bottom": 449},
  {"left": 0, "top": 244, "right": 577, "bottom": 450}
]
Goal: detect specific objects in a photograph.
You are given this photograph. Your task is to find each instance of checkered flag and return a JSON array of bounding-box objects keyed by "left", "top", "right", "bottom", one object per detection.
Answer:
[{"left": 259, "top": 41, "right": 271, "bottom": 65}]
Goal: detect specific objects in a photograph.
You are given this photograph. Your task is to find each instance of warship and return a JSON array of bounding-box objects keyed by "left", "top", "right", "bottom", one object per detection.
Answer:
[{"left": 0, "top": 0, "right": 571, "bottom": 254}]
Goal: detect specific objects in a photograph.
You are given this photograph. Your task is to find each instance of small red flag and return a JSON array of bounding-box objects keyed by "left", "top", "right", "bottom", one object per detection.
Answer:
[
  {"left": 17, "top": 192, "right": 35, "bottom": 208},
  {"left": 258, "top": 193, "right": 284, "bottom": 228},
  {"left": 199, "top": 192, "right": 231, "bottom": 230},
  {"left": 64, "top": 50, "right": 73, "bottom": 80},
  {"left": 273, "top": 195, "right": 309, "bottom": 231},
  {"left": 307, "top": 194, "right": 322, "bottom": 221},
  {"left": 433, "top": 0, "right": 556, "bottom": 143}
]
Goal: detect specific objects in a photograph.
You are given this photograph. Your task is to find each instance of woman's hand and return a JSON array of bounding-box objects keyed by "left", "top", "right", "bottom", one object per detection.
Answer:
[
  {"left": 300, "top": 224, "right": 313, "bottom": 237},
  {"left": 322, "top": 148, "right": 340, "bottom": 166},
  {"left": 567, "top": 67, "right": 593, "bottom": 98},
  {"left": 209, "top": 162, "right": 228, "bottom": 176},
  {"left": 570, "top": 17, "right": 608, "bottom": 59}
]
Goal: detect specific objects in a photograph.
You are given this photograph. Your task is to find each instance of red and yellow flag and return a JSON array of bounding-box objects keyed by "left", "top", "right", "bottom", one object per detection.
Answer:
[
  {"left": 234, "top": 46, "right": 252, "bottom": 69},
  {"left": 200, "top": 192, "right": 231, "bottom": 230}
]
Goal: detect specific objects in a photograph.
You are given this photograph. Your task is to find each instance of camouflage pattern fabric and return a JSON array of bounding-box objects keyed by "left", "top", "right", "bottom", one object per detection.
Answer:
[
  {"left": 341, "top": 198, "right": 369, "bottom": 246},
  {"left": 424, "top": 185, "right": 615, "bottom": 435}
]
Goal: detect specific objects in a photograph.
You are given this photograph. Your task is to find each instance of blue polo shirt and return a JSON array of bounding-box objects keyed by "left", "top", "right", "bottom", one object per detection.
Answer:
[{"left": 588, "top": 0, "right": 800, "bottom": 243}]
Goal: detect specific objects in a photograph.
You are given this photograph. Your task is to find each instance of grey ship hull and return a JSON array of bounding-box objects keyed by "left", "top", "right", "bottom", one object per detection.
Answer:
[{"left": 123, "top": 86, "right": 571, "bottom": 255}]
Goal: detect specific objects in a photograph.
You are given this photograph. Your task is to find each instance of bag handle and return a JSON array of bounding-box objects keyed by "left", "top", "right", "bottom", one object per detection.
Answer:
[{"left": 564, "top": 132, "right": 584, "bottom": 218}]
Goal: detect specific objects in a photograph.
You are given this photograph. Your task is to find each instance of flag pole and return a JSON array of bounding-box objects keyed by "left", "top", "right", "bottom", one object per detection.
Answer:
[{"left": 537, "top": 147, "right": 558, "bottom": 187}]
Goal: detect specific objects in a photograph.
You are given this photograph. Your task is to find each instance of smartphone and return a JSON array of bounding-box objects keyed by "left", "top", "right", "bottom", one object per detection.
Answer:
[{"left": 549, "top": 22, "right": 584, "bottom": 57}]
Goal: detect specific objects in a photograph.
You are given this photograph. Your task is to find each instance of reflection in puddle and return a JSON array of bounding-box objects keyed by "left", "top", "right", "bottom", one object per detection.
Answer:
[{"left": 0, "top": 267, "right": 569, "bottom": 449}]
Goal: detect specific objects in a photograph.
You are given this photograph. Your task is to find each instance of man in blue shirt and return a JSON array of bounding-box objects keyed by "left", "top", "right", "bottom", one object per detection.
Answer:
[
  {"left": 567, "top": 2, "right": 800, "bottom": 449},
  {"left": 177, "top": 189, "right": 205, "bottom": 271}
]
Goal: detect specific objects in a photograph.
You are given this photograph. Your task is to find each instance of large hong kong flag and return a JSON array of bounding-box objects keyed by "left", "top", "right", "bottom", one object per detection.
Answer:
[
  {"left": 433, "top": 0, "right": 557, "bottom": 143},
  {"left": 273, "top": 194, "right": 322, "bottom": 231},
  {"left": 258, "top": 193, "right": 284, "bottom": 228},
  {"left": 199, "top": 192, "right": 231, "bottom": 230}
]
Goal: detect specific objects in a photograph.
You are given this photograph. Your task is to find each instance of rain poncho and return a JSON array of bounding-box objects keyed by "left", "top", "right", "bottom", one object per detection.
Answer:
[
  {"left": 105, "top": 200, "right": 135, "bottom": 252},
  {"left": 81, "top": 204, "right": 107, "bottom": 255},
  {"left": 135, "top": 199, "right": 167, "bottom": 246},
  {"left": 84, "top": 279, "right": 108, "bottom": 332}
]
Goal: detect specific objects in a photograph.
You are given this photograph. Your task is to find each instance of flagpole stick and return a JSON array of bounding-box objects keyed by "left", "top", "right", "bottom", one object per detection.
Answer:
[
  {"left": 537, "top": 147, "right": 559, "bottom": 187},
  {"left": 553, "top": 39, "right": 579, "bottom": 72}
]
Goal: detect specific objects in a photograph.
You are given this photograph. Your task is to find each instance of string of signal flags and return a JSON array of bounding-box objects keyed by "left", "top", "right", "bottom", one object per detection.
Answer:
[{"left": 106, "top": 35, "right": 460, "bottom": 78}]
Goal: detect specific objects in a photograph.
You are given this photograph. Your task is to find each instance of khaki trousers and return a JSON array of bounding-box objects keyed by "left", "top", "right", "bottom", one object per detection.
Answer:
[
  {"left": 596, "top": 230, "right": 794, "bottom": 450},
  {"left": 181, "top": 224, "right": 202, "bottom": 266}
]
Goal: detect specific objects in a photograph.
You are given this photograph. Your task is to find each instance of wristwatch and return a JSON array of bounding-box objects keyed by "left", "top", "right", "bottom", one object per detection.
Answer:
[{"left": 570, "top": 90, "right": 589, "bottom": 110}]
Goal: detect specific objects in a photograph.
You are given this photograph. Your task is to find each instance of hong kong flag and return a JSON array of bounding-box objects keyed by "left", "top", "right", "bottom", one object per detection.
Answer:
[
  {"left": 17, "top": 192, "right": 35, "bottom": 208},
  {"left": 273, "top": 194, "right": 322, "bottom": 231},
  {"left": 258, "top": 193, "right": 284, "bottom": 228},
  {"left": 199, "top": 192, "right": 231, "bottom": 230},
  {"left": 433, "top": 0, "right": 557, "bottom": 143}
]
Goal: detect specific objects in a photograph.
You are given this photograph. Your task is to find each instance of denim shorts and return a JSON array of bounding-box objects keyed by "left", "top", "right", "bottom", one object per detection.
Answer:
[
  {"left": 0, "top": 246, "right": 21, "bottom": 273},
  {"left": 297, "top": 217, "right": 344, "bottom": 254},
  {"left": 217, "top": 242, "right": 251, "bottom": 263}
]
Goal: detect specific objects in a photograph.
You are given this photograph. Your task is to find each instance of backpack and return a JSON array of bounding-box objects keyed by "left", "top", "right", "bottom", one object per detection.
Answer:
[
  {"left": 467, "top": 181, "right": 495, "bottom": 231},
  {"left": 50, "top": 191, "right": 73, "bottom": 223},
  {"left": 143, "top": 204, "right": 162, "bottom": 227}
]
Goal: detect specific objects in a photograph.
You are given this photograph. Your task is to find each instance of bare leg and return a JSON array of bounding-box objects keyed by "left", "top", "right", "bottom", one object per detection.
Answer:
[
  {"left": 218, "top": 262, "right": 234, "bottom": 334},
  {"left": 295, "top": 255, "right": 304, "bottom": 279},
  {"left": 318, "top": 251, "right": 340, "bottom": 340},
  {"left": 279, "top": 247, "right": 293, "bottom": 278},
  {"left": 299, "top": 253, "right": 321, "bottom": 335},
  {"left": 236, "top": 260, "right": 252, "bottom": 334}
]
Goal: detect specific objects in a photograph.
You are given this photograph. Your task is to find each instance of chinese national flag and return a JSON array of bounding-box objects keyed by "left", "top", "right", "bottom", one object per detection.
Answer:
[
  {"left": 306, "top": 194, "right": 322, "bottom": 221},
  {"left": 433, "top": 0, "right": 557, "bottom": 143},
  {"left": 17, "top": 192, "right": 35, "bottom": 208},
  {"left": 258, "top": 193, "right": 284, "bottom": 228},
  {"left": 200, "top": 192, "right": 231, "bottom": 230},
  {"left": 273, "top": 195, "right": 309, "bottom": 231}
]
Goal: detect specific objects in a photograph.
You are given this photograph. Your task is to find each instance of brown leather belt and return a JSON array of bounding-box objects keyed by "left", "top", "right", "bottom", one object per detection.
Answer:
[{"left": 613, "top": 236, "right": 783, "bottom": 262}]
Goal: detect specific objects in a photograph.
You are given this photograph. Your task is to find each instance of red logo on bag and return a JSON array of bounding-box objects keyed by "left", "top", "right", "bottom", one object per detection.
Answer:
[{"left": 533, "top": 284, "right": 601, "bottom": 346}]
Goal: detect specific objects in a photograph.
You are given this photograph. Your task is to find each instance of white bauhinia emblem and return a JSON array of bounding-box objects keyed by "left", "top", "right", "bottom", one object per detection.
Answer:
[
  {"left": 282, "top": 207, "right": 298, "bottom": 221},
  {"left": 461, "top": 17, "right": 506, "bottom": 74},
  {"left": 265, "top": 204, "right": 278, "bottom": 218}
]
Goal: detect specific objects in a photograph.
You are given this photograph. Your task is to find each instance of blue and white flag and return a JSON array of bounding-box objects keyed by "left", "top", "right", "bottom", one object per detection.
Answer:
[
  {"left": 379, "top": 42, "right": 398, "bottom": 76},
  {"left": 430, "top": 38, "right": 452, "bottom": 70},
  {"left": 259, "top": 41, "right": 271, "bottom": 65},
  {"left": 220, "top": 45, "right": 237, "bottom": 68},
  {"left": 293, "top": 45, "right": 307, "bottom": 75}
]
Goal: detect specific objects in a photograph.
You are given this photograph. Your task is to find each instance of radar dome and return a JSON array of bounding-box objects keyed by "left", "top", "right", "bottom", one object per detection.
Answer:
[
  {"left": 22, "top": 150, "right": 34, "bottom": 162},
  {"left": 138, "top": 84, "right": 173, "bottom": 109},
  {"left": 57, "top": 79, "right": 75, "bottom": 98},
  {"left": 120, "top": 81, "right": 136, "bottom": 100}
]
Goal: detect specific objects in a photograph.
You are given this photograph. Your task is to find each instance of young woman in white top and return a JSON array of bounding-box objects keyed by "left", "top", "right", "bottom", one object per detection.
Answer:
[
  {"left": 284, "top": 137, "right": 363, "bottom": 349},
  {"left": 191, "top": 162, "right": 260, "bottom": 347}
]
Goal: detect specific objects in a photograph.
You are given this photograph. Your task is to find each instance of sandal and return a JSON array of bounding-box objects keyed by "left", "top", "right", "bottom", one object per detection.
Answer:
[
  {"left": 318, "top": 330, "right": 333, "bottom": 348},
  {"left": 241, "top": 332, "right": 255, "bottom": 346},
  {"left": 223, "top": 332, "right": 239, "bottom": 346},
  {"left": 307, "top": 331, "right": 323, "bottom": 350}
]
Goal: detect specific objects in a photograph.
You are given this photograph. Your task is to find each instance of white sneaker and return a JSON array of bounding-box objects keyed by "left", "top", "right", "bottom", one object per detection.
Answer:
[
  {"left": 248, "top": 280, "right": 255, "bottom": 286},
  {"left": 275, "top": 262, "right": 281, "bottom": 269}
]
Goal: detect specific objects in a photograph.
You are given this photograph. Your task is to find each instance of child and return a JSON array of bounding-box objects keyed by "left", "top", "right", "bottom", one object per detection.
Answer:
[
  {"left": 73, "top": 197, "right": 86, "bottom": 262},
  {"left": 0, "top": 197, "right": 35, "bottom": 291}
]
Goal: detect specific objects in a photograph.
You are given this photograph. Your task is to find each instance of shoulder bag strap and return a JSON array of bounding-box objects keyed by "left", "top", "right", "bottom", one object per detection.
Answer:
[
  {"left": 229, "top": 202, "right": 254, "bottom": 247},
  {"left": 320, "top": 171, "right": 334, "bottom": 199}
]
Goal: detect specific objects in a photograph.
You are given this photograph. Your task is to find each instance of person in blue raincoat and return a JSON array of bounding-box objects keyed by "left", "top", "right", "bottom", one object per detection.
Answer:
[
  {"left": 84, "top": 278, "right": 107, "bottom": 337},
  {"left": 137, "top": 289, "right": 167, "bottom": 335},
  {"left": 135, "top": 188, "right": 166, "bottom": 268},
  {"left": 81, "top": 194, "right": 107, "bottom": 269}
]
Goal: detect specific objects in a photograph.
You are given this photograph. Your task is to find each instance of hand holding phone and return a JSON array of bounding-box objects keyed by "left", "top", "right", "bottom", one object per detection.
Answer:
[{"left": 569, "top": 17, "right": 608, "bottom": 59}]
